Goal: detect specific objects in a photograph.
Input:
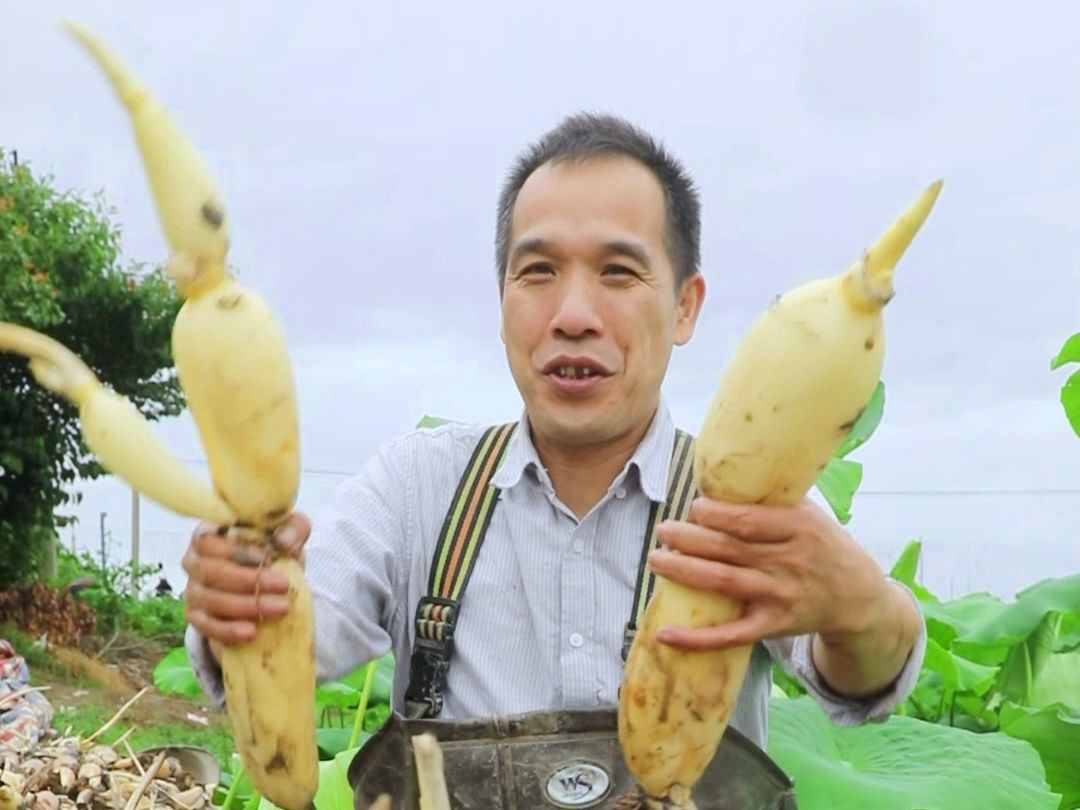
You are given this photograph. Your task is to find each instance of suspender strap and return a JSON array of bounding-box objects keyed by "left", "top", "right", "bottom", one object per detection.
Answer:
[
  {"left": 403, "top": 421, "right": 517, "bottom": 719},
  {"left": 621, "top": 428, "right": 698, "bottom": 661},
  {"left": 404, "top": 422, "right": 698, "bottom": 717}
]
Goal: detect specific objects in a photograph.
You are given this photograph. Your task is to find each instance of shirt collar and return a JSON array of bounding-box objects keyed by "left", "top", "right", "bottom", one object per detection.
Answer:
[
  {"left": 490, "top": 406, "right": 547, "bottom": 492},
  {"left": 490, "top": 399, "right": 677, "bottom": 503},
  {"left": 629, "top": 399, "right": 678, "bottom": 502}
]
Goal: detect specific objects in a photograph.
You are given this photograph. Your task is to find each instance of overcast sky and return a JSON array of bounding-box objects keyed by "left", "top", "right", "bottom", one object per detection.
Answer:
[{"left": 4, "top": 1, "right": 1079, "bottom": 599}]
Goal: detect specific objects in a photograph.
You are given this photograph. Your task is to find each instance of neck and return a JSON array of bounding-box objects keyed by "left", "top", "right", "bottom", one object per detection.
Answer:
[{"left": 530, "top": 407, "right": 657, "bottom": 519}]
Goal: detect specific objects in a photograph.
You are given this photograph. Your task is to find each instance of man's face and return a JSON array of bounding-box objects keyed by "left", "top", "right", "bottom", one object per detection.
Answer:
[{"left": 499, "top": 156, "right": 705, "bottom": 450}]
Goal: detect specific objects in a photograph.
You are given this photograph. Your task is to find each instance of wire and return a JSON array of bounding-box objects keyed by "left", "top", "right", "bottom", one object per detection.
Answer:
[
  {"left": 166, "top": 457, "right": 1080, "bottom": 494},
  {"left": 859, "top": 487, "right": 1080, "bottom": 496},
  {"left": 153, "top": 458, "right": 1080, "bottom": 494},
  {"left": 172, "top": 456, "right": 355, "bottom": 477}
]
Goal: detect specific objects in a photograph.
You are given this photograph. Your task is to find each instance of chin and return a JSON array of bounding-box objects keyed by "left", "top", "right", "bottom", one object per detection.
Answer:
[{"left": 540, "top": 409, "right": 619, "bottom": 446}]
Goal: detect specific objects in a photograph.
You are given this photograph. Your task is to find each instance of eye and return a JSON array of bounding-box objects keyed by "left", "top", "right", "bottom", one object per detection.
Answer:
[
  {"left": 603, "top": 264, "right": 638, "bottom": 277},
  {"left": 519, "top": 262, "right": 554, "bottom": 276}
]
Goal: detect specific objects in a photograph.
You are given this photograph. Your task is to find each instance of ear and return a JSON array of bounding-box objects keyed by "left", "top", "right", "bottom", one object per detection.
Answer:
[
  {"left": 498, "top": 280, "right": 507, "bottom": 345},
  {"left": 673, "top": 273, "right": 706, "bottom": 346}
]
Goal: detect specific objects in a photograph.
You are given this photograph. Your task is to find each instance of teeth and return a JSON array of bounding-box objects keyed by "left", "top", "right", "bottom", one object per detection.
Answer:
[{"left": 555, "top": 366, "right": 597, "bottom": 379}]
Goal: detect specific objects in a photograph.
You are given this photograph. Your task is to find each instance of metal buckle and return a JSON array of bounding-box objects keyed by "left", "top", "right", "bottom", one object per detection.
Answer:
[
  {"left": 620, "top": 625, "right": 636, "bottom": 662},
  {"left": 403, "top": 597, "right": 462, "bottom": 718}
]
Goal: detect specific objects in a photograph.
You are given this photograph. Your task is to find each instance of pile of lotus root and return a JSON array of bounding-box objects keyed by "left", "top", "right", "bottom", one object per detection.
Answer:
[{"left": 0, "top": 691, "right": 214, "bottom": 810}]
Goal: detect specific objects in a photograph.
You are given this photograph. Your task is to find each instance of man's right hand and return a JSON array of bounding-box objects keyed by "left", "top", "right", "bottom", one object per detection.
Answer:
[{"left": 181, "top": 512, "right": 312, "bottom": 645}]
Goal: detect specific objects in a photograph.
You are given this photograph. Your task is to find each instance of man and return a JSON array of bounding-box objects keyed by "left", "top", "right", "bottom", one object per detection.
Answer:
[{"left": 182, "top": 113, "right": 926, "bottom": 750}]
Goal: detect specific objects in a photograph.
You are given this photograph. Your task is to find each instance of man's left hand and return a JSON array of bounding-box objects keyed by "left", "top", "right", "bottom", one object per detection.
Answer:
[{"left": 648, "top": 496, "right": 921, "bottom": 697}]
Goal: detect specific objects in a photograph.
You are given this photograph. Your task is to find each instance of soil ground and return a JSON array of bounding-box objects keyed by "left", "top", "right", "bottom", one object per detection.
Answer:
[{"left": 15, "top": 631, "right": 232, "bottom": 756}]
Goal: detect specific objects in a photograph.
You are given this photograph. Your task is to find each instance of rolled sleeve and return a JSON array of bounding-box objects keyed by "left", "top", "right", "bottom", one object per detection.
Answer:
[
  {"left": 765, "top": 579, "right": 927, "bottom": 725},
  {"left": 184, "top": 623, "right": 226, "bottom": 707}
]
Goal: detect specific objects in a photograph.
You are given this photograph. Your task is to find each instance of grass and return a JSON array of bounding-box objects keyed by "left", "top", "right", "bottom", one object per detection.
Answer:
[
  {"left": 1, "top": 621, "right": 235, "bottom": 770},
  {"left": 1, "top": 622, "right": 89, "bottom": 685},
  {"left": 52, "top": 702, "right": 234, "bottom": 765},
  {"left": 2, "top": 623, "right": 50, "bottom": 669}
]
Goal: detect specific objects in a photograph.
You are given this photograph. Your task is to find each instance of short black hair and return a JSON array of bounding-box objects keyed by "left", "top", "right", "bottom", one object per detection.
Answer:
[{"left": 495, "top": 112, "right": 702, "bottom": 288}]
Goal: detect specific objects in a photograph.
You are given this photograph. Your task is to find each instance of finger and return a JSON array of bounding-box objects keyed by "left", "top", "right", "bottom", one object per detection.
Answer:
[
  {"left": 191, "top": 530, "right": 270, "bottom": 566},
  {"left": 185, "top": 605, "right": 258, "bottom": 645},
  {"left": 200, "top": 558, "right": 289, "bottom": 595},
  {"left": 187, "top": 581, "right": 292, "bottom": 622},
  {"left": 182, "top": 540, "right": 291, "bottom": 596},
  {"left": 687, "top": 497, "right": 795, "bottom": 543},
  {"left": 647, "top": 549, "right": 776, "bottom": 602},
  {"left": 272, "top": 511, "right": 312, "bottom": 557},
  {"left": 656, "top": 520, "right": 757, "bottom": 566},
  {"left": 192, "top": 520, "right": 230, "bottom": 546},
  {"left": 656, "top": 612, "right": 775, "bottom": 652}
]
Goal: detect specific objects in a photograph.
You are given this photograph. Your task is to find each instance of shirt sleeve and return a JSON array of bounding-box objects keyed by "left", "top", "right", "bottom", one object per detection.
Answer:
[
  {"left": 763, "top": 578, "right": 927, "bottom": 725},
  {"left": 184, "top": 434, "right": 415, "bottom": 704}
]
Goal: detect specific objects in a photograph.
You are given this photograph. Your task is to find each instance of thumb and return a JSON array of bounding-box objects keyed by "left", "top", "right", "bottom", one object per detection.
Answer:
[{"left": 272, "top": 511, "right": 311, "bottom": 559}]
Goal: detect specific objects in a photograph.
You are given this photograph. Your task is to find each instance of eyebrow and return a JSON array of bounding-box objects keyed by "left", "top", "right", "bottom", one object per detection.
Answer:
[
  {"left": 509, "top": 237, "right": 553, "bottom": 264},
  {"left": 603, "top": 240, "right": 651, "bottom": 269},
  {"left": 508, "top": 237, "right": 651, "bottom": 268}
]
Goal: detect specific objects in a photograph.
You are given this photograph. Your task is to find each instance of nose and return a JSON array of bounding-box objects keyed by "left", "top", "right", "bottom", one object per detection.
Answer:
[{"left": 551, "top": 271, "right": 603, "bottom": 339}]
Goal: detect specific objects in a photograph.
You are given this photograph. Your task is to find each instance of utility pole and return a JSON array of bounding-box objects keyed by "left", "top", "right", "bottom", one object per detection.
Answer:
[
  {"left": 130, "top": 487, "right": 141, "bottom": 597},
  {"left": 99, "top": 511, "right": 107, "bottom": 572},
  {"left": 42, "top": 533, "right": 57, "bottom": 579}
]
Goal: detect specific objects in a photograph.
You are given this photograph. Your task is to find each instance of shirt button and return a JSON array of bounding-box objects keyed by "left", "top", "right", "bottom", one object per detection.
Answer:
[
  {"left": 572, "top": 538, "right": 585, "bottom": 554},
  {"left": 569, "top": 633, "right": 584, "bottom": 648},
  {"left": 615, "top": 487, "right": 626, "bottom": 499}
]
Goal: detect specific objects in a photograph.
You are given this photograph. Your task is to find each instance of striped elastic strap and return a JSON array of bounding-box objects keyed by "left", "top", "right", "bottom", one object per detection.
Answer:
[
  {"left": 415, "top": 421, "right": 517, "bottom": 641},
  {"left": 622, "top": 428, "right": 698, "bottom": 659}
]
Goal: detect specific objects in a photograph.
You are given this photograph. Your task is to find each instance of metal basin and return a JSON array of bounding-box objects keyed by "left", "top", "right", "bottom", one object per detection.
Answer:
[
  {"left": 137, "top": 744, "right": 221, "bottom": 787},
  {"left": 348, "top": 707, "right": 797, "bottom": 809}
]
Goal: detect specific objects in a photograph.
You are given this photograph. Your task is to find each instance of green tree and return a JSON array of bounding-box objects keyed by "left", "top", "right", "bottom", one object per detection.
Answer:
[{"left": 0, "top": 149, "right": 184, "bottom": 586}]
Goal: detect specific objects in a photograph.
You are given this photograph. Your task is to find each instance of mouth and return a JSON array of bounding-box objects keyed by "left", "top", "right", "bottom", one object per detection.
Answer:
[
  {"left": 540, "top": 356, "right": 613, "bottom": 396},
  {"left": 541, "top": 356, "right": 612, "bottom": 378}
]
